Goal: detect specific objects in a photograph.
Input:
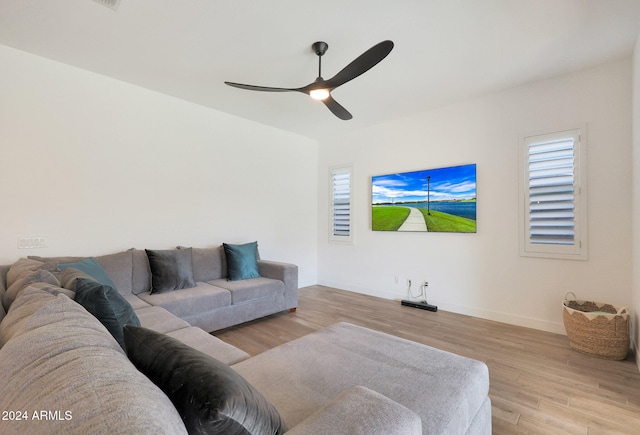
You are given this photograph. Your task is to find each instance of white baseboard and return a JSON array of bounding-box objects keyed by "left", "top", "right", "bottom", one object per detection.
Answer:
[{"left": 316, "top": 280, "right": 566, "bottom": 335}]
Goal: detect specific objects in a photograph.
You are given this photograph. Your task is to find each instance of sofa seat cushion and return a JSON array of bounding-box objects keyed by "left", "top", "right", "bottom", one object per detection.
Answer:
[
  {"left": 134, "top": 306, "right": 190, "bottom": 333},
  {"left": 166, "top": 327, "right": 250, "bottom": 365},
  {"left": 123, "top": 293, "right": 151, "bottom": 309},
  {"left": 0, "top": 290, "right": 187, "bottom": 434},
  {"left": 137, "top": 282, "right": 231, "bottom": 317},
  {"left": 209, "top": 277, "right": 284, "bottom": 305},
  {"left": 233, "top": 322, "right": 490, "bottom": 435}
]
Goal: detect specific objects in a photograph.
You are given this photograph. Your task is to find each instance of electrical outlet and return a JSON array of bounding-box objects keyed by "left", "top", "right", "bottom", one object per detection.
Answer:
[
  {"left": 407, "top": 279, "right": 412, "bottom": 287},
  {"left": 424, "top": 281, "right": 429, "bottom": 288}
]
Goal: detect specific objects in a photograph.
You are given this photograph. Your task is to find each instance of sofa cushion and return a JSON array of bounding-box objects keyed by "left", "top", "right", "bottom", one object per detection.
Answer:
[
  {"left": 6, "top": 258, "right": 46, "bottom": 289},
  {"left": 134, "top": 305, "right": 191, "bottom": 333},
  {"left": 137, "top": 282, "right": 231, "bottom": 318},
  {"left": 166, "top": 326, "right": 250, "bottom": 365},
  {"left": 233, "top": 322, "right": 490, "bottom": 435},
  {"left": 2, "top": 268, "right": 60, "bottom": 312},
  {"left": 30, "top": 251, "right": 134, "bottom": 294},
  {"left": 94, "top": 249, "right": 134, "bottom": 295},
  {"left": 178, "top": 246, "right": 225, "bottom": 281},
  {"left": 122, "top": 293, "right": 151, "bottom": 309},
  {"left": 209, "top": 277, "right": 284, "bottom": 305},
  {"left": 223, "top": 242, "right": 260, "bottom": 281},
  {"left": 74, "top": 278, "right": 141, "bottom": 350},
  {"left": 0, "top": 291, "right": 187, "bottom": 434},
  {"left": 124, "top": 325, "right": 287, "bottom": 435},
  {"left": 132, "top": 248, "right": 152, "bottom": 294},
  {"left": 285, "top": 386, "right": 422, "bottom": 435},
  {"left": 146, "top": 248, "right": 196, "bottom": 294},
  {"left": 0, "top": 286, "right": 59, "bottom": 346},
  {"left": 59, "top": 266, "right": 96, "bottom": 292},
  {"left": 59, "top": 257, "right": 117, "bottom": 288}
]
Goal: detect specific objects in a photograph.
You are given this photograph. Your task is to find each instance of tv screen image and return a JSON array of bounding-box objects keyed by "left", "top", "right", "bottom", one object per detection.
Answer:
[{"left": 371, "top": 163, "right": 476, "bottom": 233}]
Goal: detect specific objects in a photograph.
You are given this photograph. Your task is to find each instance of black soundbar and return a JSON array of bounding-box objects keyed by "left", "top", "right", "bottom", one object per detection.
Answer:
[{"left": 401, "top": 300, "right": 438, "bottom": 312}]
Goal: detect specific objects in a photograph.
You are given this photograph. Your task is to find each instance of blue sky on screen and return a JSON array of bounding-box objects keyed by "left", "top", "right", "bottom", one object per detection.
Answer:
[{"left": 372, "top": 164, "right": 476, "bottom": 204}]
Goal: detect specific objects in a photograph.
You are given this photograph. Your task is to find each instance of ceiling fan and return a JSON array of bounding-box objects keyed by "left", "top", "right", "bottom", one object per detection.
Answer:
[{"left": 225, "top": 40, "right": 394, "bottom": 120}]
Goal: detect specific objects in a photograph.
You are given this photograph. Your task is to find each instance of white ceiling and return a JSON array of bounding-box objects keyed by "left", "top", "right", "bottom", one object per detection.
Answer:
[{"left": 1, "top": 0, "right": 639, "bottom": 140}]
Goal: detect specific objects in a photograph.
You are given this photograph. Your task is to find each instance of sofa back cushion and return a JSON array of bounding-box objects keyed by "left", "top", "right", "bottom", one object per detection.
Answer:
[
  {"left": 132, "top": 249, "right": 152, "bottom": 294},
  {"left": 2, "top": 269, "right": 60, "bottom": 312},
  {"left": 0, "top": 289, "right": 187, "bottom": 434},
  {"left": 29, "top": 250, "right": 135, "bottom": 296},
  {"left": 178, "top": 246, "right": 226, "bottom": 282}
]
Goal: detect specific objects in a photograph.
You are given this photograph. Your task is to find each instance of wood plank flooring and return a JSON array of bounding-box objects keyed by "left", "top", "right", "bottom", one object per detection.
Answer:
[{"left": 214, "top": 285, "right": 640, "bottom": 434}]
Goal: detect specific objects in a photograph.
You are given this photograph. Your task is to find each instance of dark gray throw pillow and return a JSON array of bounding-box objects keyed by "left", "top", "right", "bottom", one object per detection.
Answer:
[
  {"left": 74, "top": 278, "right": 141, "bottom": 350},
  {"left": 123, "top": 325, "right": 287, "bottom": 435},
  {"left": 145, "top": 248, "right": 196, "bottom": 294}
]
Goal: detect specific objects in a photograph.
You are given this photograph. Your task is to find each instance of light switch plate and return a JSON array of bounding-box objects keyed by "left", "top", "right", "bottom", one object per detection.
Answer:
[{"left": 18, "top": 236, "right": 47, "bottom": 249}]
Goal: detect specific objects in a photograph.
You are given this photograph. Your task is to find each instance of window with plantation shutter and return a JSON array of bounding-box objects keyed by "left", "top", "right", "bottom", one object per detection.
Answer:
[
  {"left": 519, "top": 128, "right": 587, "bottom": 260},
  {"left": 330, "top": 166, "right": 353, "bottom": 243}
]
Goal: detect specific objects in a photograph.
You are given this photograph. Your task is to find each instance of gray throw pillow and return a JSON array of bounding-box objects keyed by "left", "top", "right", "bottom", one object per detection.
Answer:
[
  {"left": 145, "top": 248, "right": 196, "bottom": 294},
  {"left": 74, "top": 278, "right": 140, "bottom": 351},
  {"left": 123, "top": 325, "right": 287, "bottom": 435}
]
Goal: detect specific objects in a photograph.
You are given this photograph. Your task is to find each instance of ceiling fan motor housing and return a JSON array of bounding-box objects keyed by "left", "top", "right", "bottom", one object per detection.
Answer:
[{"left": 312, "top": 41, "right": 328, "bottom": 56}]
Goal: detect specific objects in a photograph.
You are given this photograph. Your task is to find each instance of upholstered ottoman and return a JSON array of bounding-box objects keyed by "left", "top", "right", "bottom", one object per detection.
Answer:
[{"left": 232, "top": 322, "right": 491, "bottom": 434}]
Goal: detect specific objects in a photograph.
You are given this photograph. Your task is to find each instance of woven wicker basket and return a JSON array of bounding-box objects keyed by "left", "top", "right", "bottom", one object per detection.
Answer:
[{"left": 562, "top": 292, "right": 629, "bottom": 360}]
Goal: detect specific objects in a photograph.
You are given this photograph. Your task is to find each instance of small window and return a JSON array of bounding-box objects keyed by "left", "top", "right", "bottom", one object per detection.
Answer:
[
  {"left": 519, "top": 128, "right": 587, "bottom": 260},
  {"left": 330, "top": 166, "right": 353, "bottom": 244}
]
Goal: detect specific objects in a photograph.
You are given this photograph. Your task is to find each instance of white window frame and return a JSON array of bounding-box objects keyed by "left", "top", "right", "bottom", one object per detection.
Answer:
[
  {"left": 519, "top": 127, "right": 588, "bottom": 260},
  {"left": 329, "top": 165, "right": 354, "bottom": 244}
]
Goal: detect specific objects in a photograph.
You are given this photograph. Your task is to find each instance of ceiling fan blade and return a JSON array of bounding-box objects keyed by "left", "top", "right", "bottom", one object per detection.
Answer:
[
  {"left": 225, "top": 82, "right": 300, "bottom": 93},
  {"left": 323, "top": 95, "right": 353, "bottom": 120},
  {"left": 324, "top": 40, "right": 394, "bottom": 90}
]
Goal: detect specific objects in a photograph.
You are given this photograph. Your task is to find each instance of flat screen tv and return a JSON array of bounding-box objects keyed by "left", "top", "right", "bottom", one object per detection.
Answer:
[{"left": 371, "top": 163, "right": 476, "bottom": 233}]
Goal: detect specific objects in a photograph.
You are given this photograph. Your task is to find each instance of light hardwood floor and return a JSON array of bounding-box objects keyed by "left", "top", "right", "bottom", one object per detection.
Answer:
[{"left": 214, "top": 285, "right": 640, "bottom": 434}]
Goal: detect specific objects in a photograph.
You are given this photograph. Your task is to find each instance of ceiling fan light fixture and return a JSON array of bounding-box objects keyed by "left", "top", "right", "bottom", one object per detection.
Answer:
[{"left": 309, "top": 88, "right": 330, "bottom": 100}]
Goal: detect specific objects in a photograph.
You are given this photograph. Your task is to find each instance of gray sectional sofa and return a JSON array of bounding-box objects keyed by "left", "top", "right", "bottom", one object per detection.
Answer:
[
  {"left": 0, "top": 246, "right": 491, "bottom": 434},
  {"left": 18, "top": 245, "right": 299, "bottom": 332}
]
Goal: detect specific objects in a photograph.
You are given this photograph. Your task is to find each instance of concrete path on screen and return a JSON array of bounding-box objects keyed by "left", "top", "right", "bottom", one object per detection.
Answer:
[{"left": 397, "top": 207, "right": 428, "bottom": 232}]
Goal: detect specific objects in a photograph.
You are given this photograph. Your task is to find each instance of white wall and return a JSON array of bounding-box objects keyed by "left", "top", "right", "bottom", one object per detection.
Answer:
[
  {"left": 632, "top": 33, "right": 640, "bottom": 369},
  {"left": 318, "top": 59, "right": 633, "bottom": 334},
  {"left": 0, "top": 45, "right": 319, "bottom": 287}
]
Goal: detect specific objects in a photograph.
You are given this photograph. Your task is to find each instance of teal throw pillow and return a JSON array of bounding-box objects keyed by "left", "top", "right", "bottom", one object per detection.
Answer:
[
  {"left": 223, "top": 242, "right": 260, "bottom": 281},
  {"left": 58, "top": 257, "right": 117, "bottom": 289},
  {"left": 74, "top": 277, "right": 140, "bottom": 350}
]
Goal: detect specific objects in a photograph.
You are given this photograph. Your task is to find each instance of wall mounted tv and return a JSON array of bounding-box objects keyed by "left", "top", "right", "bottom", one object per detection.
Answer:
[{"left": 371, "top": 163, "right": 476, "bottom": 233}]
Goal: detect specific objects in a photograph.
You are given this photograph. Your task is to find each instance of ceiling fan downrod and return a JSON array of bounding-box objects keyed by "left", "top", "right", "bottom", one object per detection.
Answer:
[{"left": 312, "top": 41, "right": 328, "bottom": 79}]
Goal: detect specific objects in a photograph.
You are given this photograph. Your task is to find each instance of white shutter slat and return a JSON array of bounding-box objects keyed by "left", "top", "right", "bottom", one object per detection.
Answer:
[
  {"left": 331, "top": 168, "right": 352, "bottom": 239},
  {"left": 527, "top": 137, "right": 576, "bottom": 245}
]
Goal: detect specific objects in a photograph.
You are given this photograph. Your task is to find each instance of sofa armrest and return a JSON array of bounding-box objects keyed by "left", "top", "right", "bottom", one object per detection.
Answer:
[
  {"left": 257, "top": 260, "right": 298, "bottom": 310},
  {"left": 284, "top": 386, "right": 422, "bottom": 435}
]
